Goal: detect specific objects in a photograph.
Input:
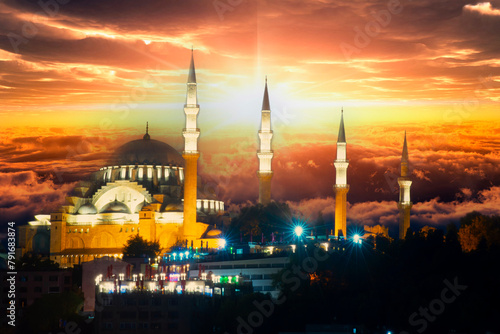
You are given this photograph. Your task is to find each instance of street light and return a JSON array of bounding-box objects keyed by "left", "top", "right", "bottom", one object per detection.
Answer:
[
  {"left": 353, "top": 234, "right": 362, "bottom": 244},
  {"left": 294, "top": 226, "right": 304, "bottom": 237},
  {"left": 219, "top": 238, "right": 227, "bottom": 248}
]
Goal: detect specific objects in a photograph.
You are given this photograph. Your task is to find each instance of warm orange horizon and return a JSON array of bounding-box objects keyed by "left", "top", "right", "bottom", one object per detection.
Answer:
[{"left": 0, "top": 0, "right": 499, "bottom": 233}]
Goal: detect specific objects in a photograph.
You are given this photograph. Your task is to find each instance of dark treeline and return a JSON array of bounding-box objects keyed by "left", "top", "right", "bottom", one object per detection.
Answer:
[{"left": 212, "top": 212, "right": 500, "bottom": 334}]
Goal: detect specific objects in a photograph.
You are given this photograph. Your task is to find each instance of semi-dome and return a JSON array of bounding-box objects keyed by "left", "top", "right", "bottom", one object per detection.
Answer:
[
  {"left": 77, "top": 203, "right": 97, "bottom": 215},
  {"left": 100, "top": 200, "right": 131, "bottom": 214},
  {"left": 206, "top": 229, "right": 222, "bottom": 237},
  {"left": 110, "top": 129, "right": 184, "bottom": 166}
]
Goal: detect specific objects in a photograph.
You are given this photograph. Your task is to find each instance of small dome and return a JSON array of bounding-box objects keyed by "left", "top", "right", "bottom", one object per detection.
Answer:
[
  {"left": 100, "top": 200, "right": 131, "bottom": 214},
  {"left": 207, "top": 229, "right": 222, "bottom": 237},
  {"left": 78, "top": 203, "right": 97, "bottom": 215},
  {"left": 162, "top": 202, "right": 183, "bottom": 212}
]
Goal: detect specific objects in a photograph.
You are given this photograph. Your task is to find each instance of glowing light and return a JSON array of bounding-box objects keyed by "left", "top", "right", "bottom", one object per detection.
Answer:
[
  {"left": 219, "top": 239, "right": 227, "bottom": 248},
  {"left": 294, "top": 226, "right": 304, "bottom": 237},
  {"left": 143, "top": 40, "right": 151, "bottom": 45},
  {"left": 353, "top": 234, "right": 362, "bottom": 244}
]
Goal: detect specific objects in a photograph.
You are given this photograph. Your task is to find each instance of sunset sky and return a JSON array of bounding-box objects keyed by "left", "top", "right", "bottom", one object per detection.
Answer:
[{"left": 1, "top": 0, "right": 499, "bottom": 236}]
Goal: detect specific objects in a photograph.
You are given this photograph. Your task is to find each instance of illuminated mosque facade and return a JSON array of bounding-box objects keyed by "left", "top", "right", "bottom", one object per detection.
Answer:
[{"left": 16, "top": 51, "right": 412, "bottom": 267}]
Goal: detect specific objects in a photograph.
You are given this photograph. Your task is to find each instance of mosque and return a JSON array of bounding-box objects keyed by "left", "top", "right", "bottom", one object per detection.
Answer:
[
  {"left": 16, "top": 52, "right": 226, "bottom": 267},
  {"left": 16, "top": 51, "right": 413, "bottom": 268}
]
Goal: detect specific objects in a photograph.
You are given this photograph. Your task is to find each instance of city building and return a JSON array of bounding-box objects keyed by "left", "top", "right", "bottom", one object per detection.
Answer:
[
  {"left": 0, "top": 269, "right": 73, "bottom": 309},
  {"left": 189, "top": 256, "right": 289, "bottom": 299}
]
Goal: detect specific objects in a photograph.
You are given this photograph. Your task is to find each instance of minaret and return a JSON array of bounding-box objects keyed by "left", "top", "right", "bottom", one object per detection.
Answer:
[
  {"left": 334, "top": 109, "right": 349, "bottom": 238},
  {"left": 257, "top": 77, "right": 273, "bottom": 205},
  {"left": 182, "top": 49, "right": 200, "bottom": 241},
  {"left": 398, "top": 131, "right": 412, "bottom": 239}
]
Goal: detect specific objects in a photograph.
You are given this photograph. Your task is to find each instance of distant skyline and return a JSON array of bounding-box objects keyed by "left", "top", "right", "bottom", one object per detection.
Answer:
[{"left": 1, "top": 0, "right": 499, "bottom": 234}]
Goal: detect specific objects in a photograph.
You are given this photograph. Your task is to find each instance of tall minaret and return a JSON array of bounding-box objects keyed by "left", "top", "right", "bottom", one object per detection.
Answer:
[
  {"left": 334, "top": 109, "right": 349, "bottom": 238},
  {"left": 182, "top": 50, "right": 200, "bottom": 241},
  {"left": 257, "top": 78, "right": 273, "bottom": 205},
  {"left": 398, "top": 131, "right": 412, "bottom": 239}
]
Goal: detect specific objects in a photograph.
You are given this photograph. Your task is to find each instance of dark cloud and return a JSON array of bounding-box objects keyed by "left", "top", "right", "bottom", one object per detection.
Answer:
[{"left": 0, "top": 170, "right": 76, "bottom": 226}]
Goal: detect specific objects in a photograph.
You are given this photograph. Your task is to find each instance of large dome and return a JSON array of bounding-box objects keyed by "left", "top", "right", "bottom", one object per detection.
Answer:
[{"left": 111, "top": 135, "right": 184, "bottom": 167}]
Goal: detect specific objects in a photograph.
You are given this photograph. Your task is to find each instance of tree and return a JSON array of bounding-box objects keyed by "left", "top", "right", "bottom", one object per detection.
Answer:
[
  {"left": 123, "top": 235, "right": 160, "bottom": 258},
  {"left": 229, "top": 202, "right": 293, "bottom": 240},
  {"left": 16, "top": 252, "right": 59, "bottom": 270},
  {"left": 458, "top": 212, "right": 500, "bottom": 252},
  {"left": 18, "top": 291, "right": 84, "bottom": 334}
]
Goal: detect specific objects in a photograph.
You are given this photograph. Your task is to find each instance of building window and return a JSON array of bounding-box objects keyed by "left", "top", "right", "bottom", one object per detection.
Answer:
[
  {"left": 64, "top": 276, "right": 71, "bottom": 284},
  {"left": 125, "top": 298, "right": 136, "bottom": 306},
  {"left": 34, "top": 276, "right": 42, "bottom": 282},
  {"left": 49, "top": 275, "right": 58, "bottom": 282},
  {"left": 49, "top": 287, "right": 60, "bottom": 293},
  {"left": 20, "top": 276, "right": 28, "bottom": 282},
  {"left": 251, "top": 274, "right": 263, "bottom": 280},
  {"left": 101, "top": 311, "right": 112, "bottom": 320},
  {"left": 168, "top": 311, "right": 178, "bottom": 319},
  {"left": 102, "top": 323, "right": 113, "bottom": 330},
  {"left": 119, "top": 311, "right": 136, "bottom": 319},
  {"left": 151, "top": 311, "right": 162, "bottom": 319},
  {"left": 34, "top": 286, "right": 42, "bottom": 293},
  {"left": 167, "top": 323, "right": 178, "bottom": 330},
  {"left": 19, "top": 287, "right": 27, "bottom": 293}
]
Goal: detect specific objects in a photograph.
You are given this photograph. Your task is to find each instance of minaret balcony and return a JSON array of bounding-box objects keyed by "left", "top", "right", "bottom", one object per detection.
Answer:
[
  {"left": 182, "top": 128, "right": 201, "bottom": 133},
  {"left": 184, "top": 104, "right": 200, "bottom": 110},
  {"left": 334, "top": 161, "right": 349, "bottom": 169}
]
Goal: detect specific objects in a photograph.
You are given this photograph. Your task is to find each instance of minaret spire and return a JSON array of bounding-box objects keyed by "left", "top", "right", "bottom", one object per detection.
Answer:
[
  {"left": 262, "top": 76, "right": 270, "bottom": 111},
  {"left": 257, "top": 77, "right": 274, "bottom": 205},
  {"left": 334, "top": 109, "right": 349, "bottom": 238},
  {"left": 398, "top": 131, "right": 412, "bottom": 239},
  {"left": 188, "top": 48, "right": 196, "bottom": 84},
  {"left": 143, "top": 122, "right": 150, "bottom": 140},
  {"left": 401, "top": 131, "right": 409, "bottom": 172},
  {"left": 182, "top": 49, "right": 201, "bottom": 242},
  {"left": 338, "top": 108, "right": 346, "bottom": 143}
]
